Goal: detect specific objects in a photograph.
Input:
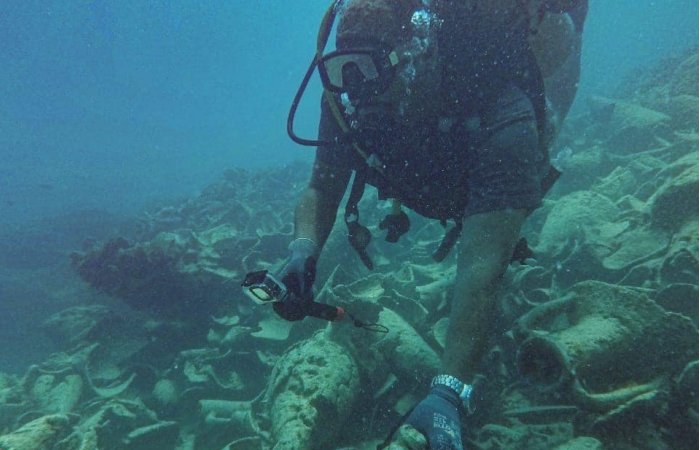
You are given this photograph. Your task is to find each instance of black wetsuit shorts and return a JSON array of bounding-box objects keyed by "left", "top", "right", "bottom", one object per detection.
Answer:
[{"left": 313, "top": 83, "right": 549, "bottom": 219}]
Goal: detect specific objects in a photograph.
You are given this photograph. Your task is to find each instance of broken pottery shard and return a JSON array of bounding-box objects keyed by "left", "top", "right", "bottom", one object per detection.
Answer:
[{"left": 0, "top": 414, "right": 70, "bottom": 450}]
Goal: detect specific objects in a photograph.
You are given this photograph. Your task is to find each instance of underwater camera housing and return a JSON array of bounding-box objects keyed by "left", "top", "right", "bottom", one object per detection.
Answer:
[
  {"left": 241, "top": 270, "right": 288, "bottom": 305},
  {"left": 241, "top": 270, "right": 347, "bottom": 323},
  {"left": 241, "top": 269, "right": 387, "bottom": 331}
]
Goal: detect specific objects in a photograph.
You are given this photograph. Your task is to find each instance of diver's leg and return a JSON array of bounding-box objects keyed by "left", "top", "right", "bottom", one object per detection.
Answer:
[
  {"left": 440, "top": 80, "right": 545, "bottom": 382},
  {"left": 441, "top": 209, "right": 527, "bottom": 381}
]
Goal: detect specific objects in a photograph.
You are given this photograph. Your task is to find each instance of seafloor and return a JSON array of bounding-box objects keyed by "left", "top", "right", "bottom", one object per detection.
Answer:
[{"left": 0, "top": 50, "right": 697, "bottom": 450}]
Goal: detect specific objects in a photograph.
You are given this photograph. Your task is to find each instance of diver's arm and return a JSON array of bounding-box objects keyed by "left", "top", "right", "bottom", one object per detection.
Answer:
[
  {"left": 273, "top": 157, "right": 349, "bottom": 322},
  {"left": 293, "top": 157, "right": 351, "bottom": 259},
  {"left": 293, "top": 94, "right": 354, "bottom": 258}
]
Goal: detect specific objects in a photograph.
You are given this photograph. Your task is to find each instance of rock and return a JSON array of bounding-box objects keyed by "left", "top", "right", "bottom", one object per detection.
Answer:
[
  {"left": 223, "top": 436, "right": 265, "bottom": 450},
  {"left": 666, "top": 95, "right": 699, "bottom": 130},
  {"left": 0, "top": 414, "right": 70, "bottom": 450},
  {"left": 152, "top": 379, "right": 179, "bottom": 407},
  {"left": 536, "top": 191, "right": 620, "bottom": 258},
  {"left": 588, "top": 96, "right": 672, "bottom": 154},
  {"left": 647, "top": 155, "right": 698, "bottom": 229},
  {"left": 553, "top": 436, "right": 604, "bottom": 450},
  {"left": 660, "top": 247, "right": 699, "bottom": 285},
  {"left": 475, "top": 422, "right": 574, "bottom": 450},
  {"left": 0, "top": 403, "right": 26, "bottom": 432},
  {"left": 669, "top": 52, "right": 699, "bottom": 96},
  {"left": 122, "top": 421, "right": 179, "bottom": 450},
  {"left": 40, "top": 305, "right": 113, "bottom": 345},
  {"left": 653, "top": 283, "right": 698, "bottom": 324},
  {"left": 502, "top": 405, "right": 579, "bottom": 424},
  {"left": 658, "top": 220, "right": 699, "bottom": 286},
  {"left": 601, "top": 225, "right": 668, "bottom": 272},
  {"left": 590, "top": 389, "right": 666, "bottom": 434},
  {"left": 674, "top": 360, "right": 698, "bottom": 410},
  {"left": 54, "top": 399, "right": 163, "bottom": 449},
  {"left": 591, "top": 166, "right": 638, "bottom": 201},
  {"left": 71, "top": 164, "right": 307, "bottom": 320},
  {"left": 386, "top": 425, "right": 428, "bottom": 450},
  {"left": 30, "top": 374, "right": 83, "bottom": 414},
  {"left": 550, "top": 146, "right": 609, "bottom": 195}
]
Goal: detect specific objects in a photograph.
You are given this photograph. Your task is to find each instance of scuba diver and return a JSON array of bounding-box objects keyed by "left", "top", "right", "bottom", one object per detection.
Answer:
[{"left": 263, "top": 0, "right": 588, "bottom": 448}]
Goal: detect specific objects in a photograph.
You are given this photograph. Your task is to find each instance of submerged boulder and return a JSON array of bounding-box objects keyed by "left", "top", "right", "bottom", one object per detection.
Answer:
[
  {"left": 647, "top": 153, "right": 699, "bottom": 230},
  {"left": 587, "top": 96, "right": 672, "bottom": 154}
]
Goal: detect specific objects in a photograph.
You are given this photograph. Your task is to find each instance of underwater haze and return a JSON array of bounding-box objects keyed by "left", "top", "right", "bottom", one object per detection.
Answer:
[
  {"left": 0, "top": 0, "right": 324, "bottom": 224},
  {"left": 0, "top": 0, "right": 696, "bottom": 224}
]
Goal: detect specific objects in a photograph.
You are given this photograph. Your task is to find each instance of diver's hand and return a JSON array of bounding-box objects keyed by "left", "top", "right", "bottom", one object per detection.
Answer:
[
  {"left": 404, "top": 386, "right": 464, "bottom": 450},
  {"left": 273, "top": 254, "right": 316, "bottom": 321},
  {"left": 273, "top": 238, "right": 317, "bottom": 321}
]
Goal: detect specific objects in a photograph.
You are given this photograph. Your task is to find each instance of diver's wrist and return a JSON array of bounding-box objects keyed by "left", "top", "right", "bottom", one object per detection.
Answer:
[{"left": 431, "top": 374, "right": 474, "bottom": 413}]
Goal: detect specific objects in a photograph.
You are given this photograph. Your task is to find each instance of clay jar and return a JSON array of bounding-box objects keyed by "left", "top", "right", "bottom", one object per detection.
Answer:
[{"left": 514, "top": 281, "right": 697, "bottom": 399}]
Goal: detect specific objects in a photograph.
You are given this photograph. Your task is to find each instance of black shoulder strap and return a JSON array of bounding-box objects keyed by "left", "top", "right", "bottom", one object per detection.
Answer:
[
  {"left": 345, "top": 169, "right": 366, "bottom": 222},
  {"left": 432, "top": 219, "right": 463, "bottom": 262},
  {"left": 344, "top": 169, "right": 374, "bottom": 270}
]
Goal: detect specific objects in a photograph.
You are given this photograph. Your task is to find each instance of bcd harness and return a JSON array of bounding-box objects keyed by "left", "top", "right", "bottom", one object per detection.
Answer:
[{"left": 289, "top": 1, "right": 557, "bottom": 270}]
